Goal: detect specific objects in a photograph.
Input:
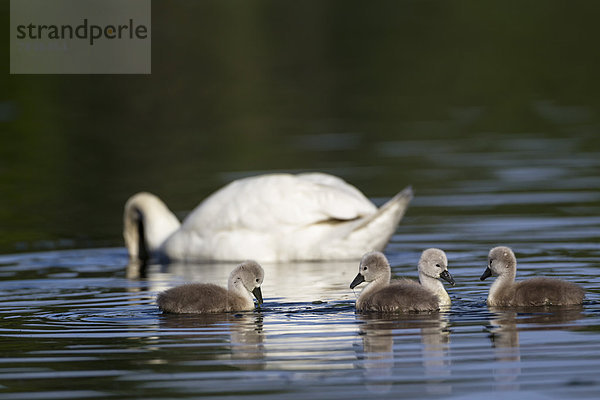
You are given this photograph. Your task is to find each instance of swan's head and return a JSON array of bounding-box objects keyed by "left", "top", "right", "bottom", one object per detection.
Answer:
[
  {"left": 481, "top": 246, "right": 516, "bottom": 281},
  {"left": 418, "top": 248, "right": 455, "bottom": 286},
  {"left": 230, "top": 260, "right": 265, "bottom": 305},
  {"left": 350, "top": 251, "right": 391, "bottom": 289},
  {"left": 123, "top": 192, "right": 181, "bottom": 263}
]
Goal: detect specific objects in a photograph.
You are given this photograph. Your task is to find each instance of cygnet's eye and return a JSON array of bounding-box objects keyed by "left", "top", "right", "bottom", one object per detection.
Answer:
[
  {"left": 489, "top": 259, "right": 493, "bottom": 266},
  {"left": 255, "top": 278, "right": 260, "bottom": 283},
  {"left": 435, "top": 264, "right": 441, "bottom": 268},
  {"left": 363, "top": 266, "right": 368, "bottom": 271}
]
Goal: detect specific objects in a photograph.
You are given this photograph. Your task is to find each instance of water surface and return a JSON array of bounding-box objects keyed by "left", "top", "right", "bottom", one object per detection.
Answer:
[{"left": 1, "top": 170, "right": 599, "bottom": 398}]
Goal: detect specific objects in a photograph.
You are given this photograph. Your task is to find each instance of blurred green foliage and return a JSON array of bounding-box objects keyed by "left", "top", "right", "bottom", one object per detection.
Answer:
[{"left": 1, "top": 0, "right": 599, "bottom": 252}]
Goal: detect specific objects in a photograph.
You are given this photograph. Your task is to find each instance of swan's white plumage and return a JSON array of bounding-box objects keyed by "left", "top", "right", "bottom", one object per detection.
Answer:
[
  {"left": 124, "top": 173, "right": 412, "bottom": 262},
  {"left": 181, "top": 173, "right": 376, "bottom": 230}
]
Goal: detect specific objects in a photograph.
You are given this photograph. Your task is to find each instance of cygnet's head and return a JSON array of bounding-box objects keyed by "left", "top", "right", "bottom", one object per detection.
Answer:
[
  {"left": 480, "top": 246, "right": 516, "bottom": 281},
  {"left": 350, "top": 251, "right": 390, "bottom": 289},
  {"left": 230, "top": 260, "right": 264, "bottom": 305},
  {"left": 418, "top": 248, "right": 455, "bottom": 286}
]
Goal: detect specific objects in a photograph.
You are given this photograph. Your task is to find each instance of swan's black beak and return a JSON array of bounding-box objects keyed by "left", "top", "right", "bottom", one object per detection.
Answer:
[
  {"left": 252, "top": 287, "right": 263, "bottom": 305},
  {"left": 350, "top": 273, "right": 365, "bottom": 289},
  {"left": 480, "top": 267, "right": 492, "bottom": 281},
  {"left": 440, "top": 270, "right": 455, "bottom": 286}
]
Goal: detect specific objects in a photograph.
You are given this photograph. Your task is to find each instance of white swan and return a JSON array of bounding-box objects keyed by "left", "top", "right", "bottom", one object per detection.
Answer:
[{"left": 123, "top": 172, "right": 413, "bottom": 262}]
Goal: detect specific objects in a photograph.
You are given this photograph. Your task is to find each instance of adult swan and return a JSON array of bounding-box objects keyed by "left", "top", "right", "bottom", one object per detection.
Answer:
[{"left": 123, "top": 173, "right": 413, "bottom": 263}]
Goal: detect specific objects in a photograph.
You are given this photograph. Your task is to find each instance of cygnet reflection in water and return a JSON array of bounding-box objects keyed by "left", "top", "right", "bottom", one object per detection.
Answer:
[
  {"left": 486, "top": 306, "right": 584, "bottom": 392},
  {"left": 356, "top": 313, "right": 451, "bottom": 395},
  {"left": 158, "top": 313, "right": 265, "bottom": 370}
]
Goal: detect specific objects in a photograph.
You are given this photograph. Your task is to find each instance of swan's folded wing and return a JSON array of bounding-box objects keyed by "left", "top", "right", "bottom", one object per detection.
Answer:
[
  {"left": 181, "top": 173, "right": 377, "bottom": 232},
  {"left": 296, "top": 172, "right": 372, "bottom": 204}
]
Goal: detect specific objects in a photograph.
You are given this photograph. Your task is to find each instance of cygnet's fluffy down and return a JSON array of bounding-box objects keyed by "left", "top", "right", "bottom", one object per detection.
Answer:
[
  {"left": 350, "top": 249, "right": 455, "bottom": 313},
  {"left": 480, "top": 246, "right": 585, "bottom": 307},
  {"left": 157, "top": 261, "right": 264, "bottom": 313}
]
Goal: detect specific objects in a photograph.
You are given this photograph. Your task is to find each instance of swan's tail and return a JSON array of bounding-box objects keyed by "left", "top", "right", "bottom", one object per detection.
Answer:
[{"left": 347, "top": 185, "right": 413, "bottom": 251}]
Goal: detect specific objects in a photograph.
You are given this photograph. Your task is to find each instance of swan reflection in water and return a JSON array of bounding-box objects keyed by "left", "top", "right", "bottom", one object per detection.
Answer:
[
  {"left": 130, "top": 259, "right": 359, "bottom": 303},
  {"left": 157, "top": 312, "right": 265, "bottom": 370},
  {"left": 487, "top": 306, "right": 584, "bottom": 391},
  {"left": 355, "top": 311, "right": 451, "bottom": 395}
]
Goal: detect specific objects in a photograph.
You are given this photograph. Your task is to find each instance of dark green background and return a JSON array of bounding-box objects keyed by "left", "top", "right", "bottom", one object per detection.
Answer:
[{"left": 2, "top": 0, "right": 599, "bottom": 252}]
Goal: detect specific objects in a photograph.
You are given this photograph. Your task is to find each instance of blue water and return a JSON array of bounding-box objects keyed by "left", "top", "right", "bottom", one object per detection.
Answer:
[{"left": 1, "top": 173, "right": 599, "bottom": 399}]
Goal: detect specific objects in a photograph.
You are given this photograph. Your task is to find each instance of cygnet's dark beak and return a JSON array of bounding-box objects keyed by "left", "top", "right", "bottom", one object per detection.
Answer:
[
  {"left": 252, "top": 287, "right": 263, "bottom": 305},
  {"left": 440, "top": 270, "right": 455, "bottom": 286},
  {"left": 480, "top": 267, "right": 492, "bottom": 281},
  {"left": 350, "top": 273, "right": 365, "bottom": 289}
]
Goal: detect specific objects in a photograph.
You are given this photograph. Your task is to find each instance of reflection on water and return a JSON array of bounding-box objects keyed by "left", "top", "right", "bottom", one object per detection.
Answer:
[
  {"left": 1, "top": 183, "right": 599, "bottom": 399},
  {"left": 0, "top": 247, "right": 599, "bottom": 398},
  {"left": 140, "top": 259, "right": 359, "bottom": 304},
  {"left": 487, "top": 306, "right": 585, "bottom": 392},
  {"left": 158, "top": 313, "right": 266, "bottom": 370},
  {"left": 356, "top": 312, "right": 451, "bottom": 395},
  {"left": 488, "top": 309, "right": 521, "bottom": 392}
]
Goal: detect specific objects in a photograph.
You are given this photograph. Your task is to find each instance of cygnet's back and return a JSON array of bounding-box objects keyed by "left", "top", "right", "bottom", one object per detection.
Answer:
[
  {"left": 157, "top": 261, "right": 264, "bottom": 313},
  {"left": 358, "top": 278, "right": 439, "bottom": 313},
  {"left": 157, "top": 283, "right": 232, "bottom": 313},
  {"left": 512, "top": 277, "right": 585, "bottom": 306},
  {"left": 350, "top": 250, "right": 454, "bottom": 313},
  {"left": 480, "top": 246, "right": 584, "bottom": 307}
]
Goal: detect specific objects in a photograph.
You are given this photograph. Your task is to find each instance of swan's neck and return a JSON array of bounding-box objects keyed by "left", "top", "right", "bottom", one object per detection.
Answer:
[
  {"left": 357, "top": 273, "right": 390, "bottom": 308},
  {"left": 488, "top": 272, "right": 515, "bottom": 306},
  {"left": 123, "top": 193, "right": 181, "bottom": 260},
  {"left": 419, "top": 272, "right": 451, "bottom": 306},
  {"left": 228, "top": 279, "right": 255, "bottom": 309}
]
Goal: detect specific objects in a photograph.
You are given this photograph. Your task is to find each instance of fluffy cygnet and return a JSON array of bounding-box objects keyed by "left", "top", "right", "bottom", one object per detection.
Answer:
[
  {"left": 349, "top": 249, "right": 455, "bottom": 313},
  {"left": 157, "top": 261, "right": 264, "bottom": 313},
  {"left": 480, "top": 246, "right": 585, "bottom": 307}
]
